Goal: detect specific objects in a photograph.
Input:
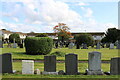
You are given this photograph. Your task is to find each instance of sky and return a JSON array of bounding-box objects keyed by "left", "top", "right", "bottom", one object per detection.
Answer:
[{"left": 0, "top": 0, "right": 118, "bottom": 33}]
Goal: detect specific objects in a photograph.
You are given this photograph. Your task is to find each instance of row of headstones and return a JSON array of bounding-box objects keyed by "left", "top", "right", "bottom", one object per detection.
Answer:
[
  {"left": 0, "top": 53, "right": 120, "bottom": 75},
  {"left": 68, "top": 42, "right": 120, "bottom": 49},
  {"left": 0, "top": 38, "right": 24, "bottom": 48}
]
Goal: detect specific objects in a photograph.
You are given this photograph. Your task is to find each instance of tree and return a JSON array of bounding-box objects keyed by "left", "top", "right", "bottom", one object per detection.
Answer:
[
  {"left": 53, "top": 23, "right": 71, "bottom": 42},
  {"left": 9, "top": 33, "right": 20, "bottom": 43},
  {"left": 35, "top": 33, "right": 48, "bottom": 37},
  {"left": 101, "top": 28, "right": 120, "bottom": 43},
  {"left": 74, "top": 34, "right": 94, "bottom": 49}
]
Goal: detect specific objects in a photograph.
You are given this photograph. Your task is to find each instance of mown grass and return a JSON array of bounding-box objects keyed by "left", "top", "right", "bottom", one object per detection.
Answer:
[
  {"left": 2, "top": 74, "right": 119, "bottom": 78},
  {"left": 12, "top": 62, "right": 110, "bottom": 73},
  {"left": 1, "top": 47, "right": 119, "bottom": 60},
  {"left": 1, "top": 44, "right": 120, "bottom": 78},
  {"left": 2, "top": 62, "right": 119, "bottom": 78}
]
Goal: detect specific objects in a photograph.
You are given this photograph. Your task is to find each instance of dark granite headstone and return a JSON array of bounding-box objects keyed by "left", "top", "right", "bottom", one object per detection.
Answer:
[
  {"left": 110, "top": 57, "right": 120, "bottom": 75},
  {"left": 65, "top": 53, "right": 78, "bottom": 75},
  {"left": 0, "top": 40, "right": 3, "bottom": 48},
  {"left": 0, "top": 53, "right": 13, "bottom": 73},
  {"left": 44, "top": 55, "right": 56, "bottom": 72}
]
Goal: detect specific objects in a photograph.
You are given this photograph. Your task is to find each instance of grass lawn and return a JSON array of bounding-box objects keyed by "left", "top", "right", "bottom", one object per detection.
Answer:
[
  {"left": 1, "top": 47, "right": 119, "bottom": 60},
  {"left": 1, "top": 45, "right": 120, "bottom": 78},
  {"left": 2, "top": 62, "right": 119, "bottom": 78},
  {"left": 12, "top": 62, "right": 110, "bottom": 73}
]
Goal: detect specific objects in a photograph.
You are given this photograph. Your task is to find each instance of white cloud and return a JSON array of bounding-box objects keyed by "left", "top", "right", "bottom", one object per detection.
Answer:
[
  {"left": 12, "top": 17, "right": 19, "bottom": 22},
  {"left": 77, "top": 2, "right": 89, "bottom": 6},
  {"left": 0, "top": 0, "right": 117, "bottom": 33},
  {"left": 0, "top": 20, "right": 42, "bottom": 33},
  {"left": 2, "top": 0, "right": 83, "bottom": 27},
  {"left": 81, "top": 7, "right": 93, "bottom": 18}
]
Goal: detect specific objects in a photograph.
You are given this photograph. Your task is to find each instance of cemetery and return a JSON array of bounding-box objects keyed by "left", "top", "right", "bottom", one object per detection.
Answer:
[
  {"left": 1, "top": 40, "right": 120, "bottom": 78},
  {"left": 0, "top": 25, "right": 119, "bottom": 80},
  {"left": 0, "top": 27, "right": 120, "bottom": 79}
]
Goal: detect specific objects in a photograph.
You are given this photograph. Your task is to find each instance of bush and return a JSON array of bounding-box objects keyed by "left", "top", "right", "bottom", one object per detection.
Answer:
[
  {"left": 50, "top": 51, "right": 66, "bottom": 57},
  {"left": 24, "top": 37, "right": 53, "bottom": 55},
  {"left": 74, "top": 34, "right": 94, "bottom": 46},
  {"left": 9, "top": 33, "right": 20, "bottom": 43},
  {"left": 35, "top": 33, "right": 48, "bottom": 37}
]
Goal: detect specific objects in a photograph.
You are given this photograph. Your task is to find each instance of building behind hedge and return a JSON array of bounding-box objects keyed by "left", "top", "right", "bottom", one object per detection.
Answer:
[{"left": 1, "top": 29, "right": 105, "bottom": 42}]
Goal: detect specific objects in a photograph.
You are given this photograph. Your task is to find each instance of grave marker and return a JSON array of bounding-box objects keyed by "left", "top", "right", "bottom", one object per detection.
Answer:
[
  {"left": 22, "top": 60, "right": 34, "bottom": 74},
  {"left": 0, "top": 53, "right": 13, "bottom": 73},
  {"left": 110, "top": 57, "right": 120, "bottom": 75},
  {"left": 65, "top": 53, "right": 78, "bottom": 75},
  {"left": 109, "top": 43, "right": 114, "bottom": 49},
  {"left": 44, "top": 55, "right": 56, "bottom": 72},
  {"left": 86, "top": 51, "right": 103, "bottom": 75},
  {"left": 68, "top": 42, "right": 74, "bottom": 49}
]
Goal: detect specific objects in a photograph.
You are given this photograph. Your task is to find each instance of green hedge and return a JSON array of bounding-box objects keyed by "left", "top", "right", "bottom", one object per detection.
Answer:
[{"left": 24, "top": 37, "right": 53, "bottom": 55}]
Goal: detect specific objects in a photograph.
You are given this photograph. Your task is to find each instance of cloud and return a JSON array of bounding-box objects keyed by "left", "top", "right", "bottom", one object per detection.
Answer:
[
  {"left": 0, "top": 20, "right": 42, "bottom": 33},
  {"left": 81, "top": 7, "right": 93, "bottom": 17},
  {"left": 0, "top": 0, "right": 117, "bottom": 33},
  {"left": 2, "top": 0, "right": 83, "bottom": 25},
  {"left": 12, "top": 17, "right": 19, "bottom": 22},
  {"left": 77, "top": 2, "right": 89, "bottom": 6}
]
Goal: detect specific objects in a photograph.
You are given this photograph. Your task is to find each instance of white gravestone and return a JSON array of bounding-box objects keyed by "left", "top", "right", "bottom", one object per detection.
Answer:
[
  {"left": 109, "top": 43, "right": 114, "bottom": 49},
  {"left": 68, "top": 42, "right": 74, "bottom": 49},
  {"left": 22, "top": 60, "right": 34, "bottom": 74},
  {"left": 86, "top": 51, "right": 103, "bottom": 75},
  {"left": 13, "top": 38, "right": 17, "bottom": 48}
]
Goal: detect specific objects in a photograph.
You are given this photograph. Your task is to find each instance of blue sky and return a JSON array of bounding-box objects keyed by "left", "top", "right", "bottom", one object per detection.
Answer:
[{"left": 0, "top": 0, "right": 118, "bottom": 33}]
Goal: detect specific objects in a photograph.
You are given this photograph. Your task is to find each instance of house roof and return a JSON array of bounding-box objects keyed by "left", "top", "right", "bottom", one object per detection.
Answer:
[{"left": 0, "top": 29, "right": 27, "bottom": 35}]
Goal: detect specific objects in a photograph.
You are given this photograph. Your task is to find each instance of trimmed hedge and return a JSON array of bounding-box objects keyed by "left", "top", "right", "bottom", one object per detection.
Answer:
[{"left": 24, "top": 37, "right": 53, "bottom": 55}]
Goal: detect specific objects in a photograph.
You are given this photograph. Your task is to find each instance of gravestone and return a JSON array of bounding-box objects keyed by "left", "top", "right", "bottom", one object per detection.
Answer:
[
  {"left": 81, "top": 44, "right": 88, "bottom": 49},
  {"left": 0, "top": 53, "right": 13, "bottom": 73},
  {"left": 109, "top": 43, "right": 114, "bottom": 49},
  {"left": 22, "top": 60, "right": 34, "bottom": 74},
  {"left": 44, "top": 55, "right": 56, "bottom": 72},
  {"left": 13, "top": 38, "right": 17, "bottom": 48},
  {"left": 0, "top": 40, "right": 3, "bottom": 48},
  {"left": 96, "top": 42, "right": 100, "bottom": 49},
  {"left": 110, "top": 57, "right": 120, "bottom": 75},
  {"left": 116, "top": 40, "right": 120, "bottom": 49},
  {"left": 86, "top": 51, "right": 103, "bottom": 75},
  {"left": 68, "top": 42, "right": 74, "bottom": 49},
  {"left": 13, "top": 43, "right": 17, "bottom": 48},
  {"left": 65, "top": 53, "right": 78, "bottom": 75},
  {"left": 106, "top": 43, "right": 110, "bottom": 48}
]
